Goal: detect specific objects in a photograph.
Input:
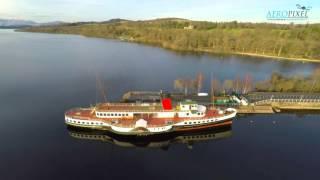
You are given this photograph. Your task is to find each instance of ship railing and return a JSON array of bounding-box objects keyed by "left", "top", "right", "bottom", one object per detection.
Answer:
[
  {"left": 96, "top": 109, "right": 175, "bottom": 113},
  {"left": 97, "top": 102, "right": 161, "bottom": 106},
  {"left": 69, "top": 116, "right": 91, "bottom": 120},
  {"left": 112, "top": 124, "right": 171, "bottom": 128}
]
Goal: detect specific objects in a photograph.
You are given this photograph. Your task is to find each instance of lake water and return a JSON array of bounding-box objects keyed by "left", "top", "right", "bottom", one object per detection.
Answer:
[{"left": 1, "top": 29, "right": 320, "bottom": 180}]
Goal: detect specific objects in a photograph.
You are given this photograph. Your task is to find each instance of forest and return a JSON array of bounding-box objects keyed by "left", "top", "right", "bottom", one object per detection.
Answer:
[{"left": 22, "top": 18, "right": 320, "bottom": 61}]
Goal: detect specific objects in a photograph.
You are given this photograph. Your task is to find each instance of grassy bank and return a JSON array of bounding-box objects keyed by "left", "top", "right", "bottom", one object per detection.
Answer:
[{"left": 21, "top": 18, "right": 320, "bottom": 62}]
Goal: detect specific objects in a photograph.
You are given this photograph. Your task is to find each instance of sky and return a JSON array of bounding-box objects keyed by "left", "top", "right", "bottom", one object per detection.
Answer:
[{"left": 0, "top": 0, "right": 319, "bottom": 23}]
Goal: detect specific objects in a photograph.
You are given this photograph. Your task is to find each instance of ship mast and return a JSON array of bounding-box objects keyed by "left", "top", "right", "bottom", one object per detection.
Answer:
[
  {"left": 210, "top": 73, "right": 215, "bottom": 108},
  {"left": 96, "top": 74, "right": 107, "bottom": 102}
]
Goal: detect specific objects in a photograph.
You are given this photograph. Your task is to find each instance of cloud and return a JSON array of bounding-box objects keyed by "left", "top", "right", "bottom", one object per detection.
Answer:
[{"left": 0, "top": 0, "right": 16, "bottom": 16}]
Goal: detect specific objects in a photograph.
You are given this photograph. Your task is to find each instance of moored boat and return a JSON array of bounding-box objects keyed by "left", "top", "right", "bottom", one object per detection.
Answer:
[{"left": 65, "top": 98, "right": 237, "bottom": 136}]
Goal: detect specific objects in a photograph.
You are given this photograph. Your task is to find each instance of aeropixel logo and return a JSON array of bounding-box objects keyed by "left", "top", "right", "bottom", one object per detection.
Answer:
[{"left": 267, "top": 4, "right": 312, "bottom": 20}]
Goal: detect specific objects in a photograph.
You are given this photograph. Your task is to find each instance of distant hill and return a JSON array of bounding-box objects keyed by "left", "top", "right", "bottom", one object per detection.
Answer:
[
  {"left": 0, "top": 19, "right": 37, "bottom": 28},
  {"left": 40, "top": 21, "right": 66, "bottom": 26},
  {"left": 0, "top": 19, "right": 66, "bottom": 28},
  {"left": 100, "top": 18, "right": 131, "bottom": 24}
]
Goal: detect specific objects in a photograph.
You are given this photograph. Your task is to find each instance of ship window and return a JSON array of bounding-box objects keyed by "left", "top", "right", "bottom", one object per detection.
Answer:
[
  {"left": 111, "top": 114, "right": 113, "bottom": 116},
  {"left": 126, "top": 114, "right": 129, "bottom": 116},
  {"left": 182, "top": 105, "right": 185, "bottom": 108},
  {"left": 104, "top": 113, "right": 106, "bottom": 116},
  {"left": 198, "top": 113, "right": 200, "bottom": 115},
  {"left": 186, "top": 113, "right": 189, "bottom": 116},
  {"left": 184, "top": 122, "right": 187, "bottom": 124},
  {"left": 107, "top": 113, "right": 110, "bottom": 116},
  {"left": 189, "top": 122, "right": 191, "bottom": 124}
]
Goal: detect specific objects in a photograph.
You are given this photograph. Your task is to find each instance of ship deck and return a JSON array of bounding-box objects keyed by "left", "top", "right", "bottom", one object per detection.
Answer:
[
  {"left": 65, "top": 107, "right": 229, "bottom": 127},
  {"left": 95, "top": 103, "right": 171, "bottom": 112}
]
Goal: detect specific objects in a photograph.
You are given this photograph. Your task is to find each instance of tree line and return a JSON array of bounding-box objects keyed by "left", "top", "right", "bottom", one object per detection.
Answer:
[
  {"left": 255, "top": 68, "right": 320, "bottom": 92},
  {"left": 22, "top": 18, "right": 320, "bottom": 61},
  {"left": 174, "top": 69, "right": 320, "bottom": 94},
  {"left": 174, "top": 73, "right": 253, "bottom": 95}
]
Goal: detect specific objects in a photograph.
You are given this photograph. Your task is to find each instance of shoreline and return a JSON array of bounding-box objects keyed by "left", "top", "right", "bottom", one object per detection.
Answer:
[
  {"left": 234, "top": 52, "right": 320, "bottom": 63},
  {"left": 17, "top": 29, "right": 320, "bottom": 63},
  {"left": 117, "top": 39, "right": 320, "bottom": 63},
  {"left": 101, "top": 37, "right": 320, "bottom": 63}
]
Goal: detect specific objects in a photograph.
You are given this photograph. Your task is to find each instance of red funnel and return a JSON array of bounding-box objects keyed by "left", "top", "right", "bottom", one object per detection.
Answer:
[{"left": 162, "top": 98, "right": 172, "bottom": 110}]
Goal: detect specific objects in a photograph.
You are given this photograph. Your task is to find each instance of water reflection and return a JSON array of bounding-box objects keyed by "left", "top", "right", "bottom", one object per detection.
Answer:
[{"left": 67, "top": 125, "right": 232, "bottom": 150}]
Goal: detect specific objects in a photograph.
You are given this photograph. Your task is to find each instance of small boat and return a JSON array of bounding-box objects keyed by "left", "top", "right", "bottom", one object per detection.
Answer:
[{"left": 64, "top": 98, "right": 237, "bottom": 136}]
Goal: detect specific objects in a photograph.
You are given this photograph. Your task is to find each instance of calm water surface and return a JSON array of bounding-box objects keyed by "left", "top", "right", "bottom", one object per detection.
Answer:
[{"left": 1, "top": 29, "right": 320, "bottom": 180}]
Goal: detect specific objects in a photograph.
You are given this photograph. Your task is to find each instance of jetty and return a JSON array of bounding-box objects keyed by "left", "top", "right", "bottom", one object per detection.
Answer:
[{"left": 122, "top": 91, "right": 320, "bottom": 114}]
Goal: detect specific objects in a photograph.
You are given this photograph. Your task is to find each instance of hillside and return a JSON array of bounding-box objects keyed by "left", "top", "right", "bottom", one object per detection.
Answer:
[
  {"left": 21, "top": 18, "right": 320, "bottom": 61},
  {"left": 0, "top": 19, "right": 37, "bottom": 28}
]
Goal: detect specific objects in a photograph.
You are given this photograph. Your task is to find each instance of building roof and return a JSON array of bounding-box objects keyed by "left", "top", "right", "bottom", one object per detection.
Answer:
[{"left": 180, "top": 100, "right": 197, "bottom": 105}]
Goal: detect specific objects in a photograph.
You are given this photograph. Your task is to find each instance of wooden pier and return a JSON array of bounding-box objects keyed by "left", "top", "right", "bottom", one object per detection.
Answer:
[{"left": 236, "top": 105, "right": 274, "bottom": 114}]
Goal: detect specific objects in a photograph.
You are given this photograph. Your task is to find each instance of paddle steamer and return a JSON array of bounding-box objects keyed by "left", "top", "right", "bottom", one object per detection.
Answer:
[{"left": 65, "top": 98, "right": 236, "bottom": 136}]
